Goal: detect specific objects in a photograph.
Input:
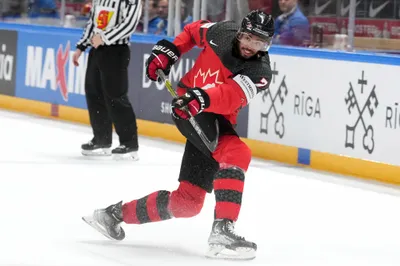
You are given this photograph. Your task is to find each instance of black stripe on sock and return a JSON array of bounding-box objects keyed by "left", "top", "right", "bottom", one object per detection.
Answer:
[
  {"left": 156, "top": 191, "right": 172, "bottom": 220},
  {"left": 214, "top": 168, "right": 245, "bottom": 181},
  {"left": 136, "top": 196, "right": 151, "bottom": 224},
  {"left": 215, "top": 190, "right": 242, "bottom": 205}
]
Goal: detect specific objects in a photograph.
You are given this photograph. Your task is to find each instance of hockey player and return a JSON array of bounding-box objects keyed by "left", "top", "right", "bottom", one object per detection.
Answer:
[{"left": 82, "top": 10, "right": 274, "bottom": 260}]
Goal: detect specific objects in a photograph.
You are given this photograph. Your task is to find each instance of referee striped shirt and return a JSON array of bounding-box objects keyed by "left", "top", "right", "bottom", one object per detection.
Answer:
[{"left": 76, "top": 0, "right": 142, "bottom": 51}]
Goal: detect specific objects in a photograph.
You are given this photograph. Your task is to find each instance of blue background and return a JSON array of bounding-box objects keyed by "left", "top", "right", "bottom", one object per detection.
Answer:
[{"left": 15, "top": 30, "right": 88, "bottom": 109}]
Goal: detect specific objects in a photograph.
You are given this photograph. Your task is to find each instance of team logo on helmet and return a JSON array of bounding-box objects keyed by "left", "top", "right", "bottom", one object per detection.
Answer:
[{"left": 246, "top": 21, "right": 253, "bottom": 31}]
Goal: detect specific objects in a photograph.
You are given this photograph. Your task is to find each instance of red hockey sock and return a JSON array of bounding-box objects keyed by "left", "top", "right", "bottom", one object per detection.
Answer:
[
  {"left": 122, "top": 190, "right": 172, "bottom": 224},
  {"left": 168, "top": 181, "right": 206, "bottom": 218},
  {"left": 122, "top": 182, "right": 206, "bottom": 224},
  {"left": 213, "top": 167, "right": 245, "bottom": 221}
]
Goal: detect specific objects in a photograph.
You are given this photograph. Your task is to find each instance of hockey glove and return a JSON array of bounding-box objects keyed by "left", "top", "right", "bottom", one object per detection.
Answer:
[
  {"left": 145, "top": 39, "right": 181, "bottom": 82},
  {"left": 172, "top": 88, "right": 210, "bottom": 120}
]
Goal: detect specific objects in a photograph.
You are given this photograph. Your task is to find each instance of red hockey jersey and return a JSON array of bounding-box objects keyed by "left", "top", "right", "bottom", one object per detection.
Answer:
[{"left": 173, "top": 20, "right": 272, "bottom": 126}]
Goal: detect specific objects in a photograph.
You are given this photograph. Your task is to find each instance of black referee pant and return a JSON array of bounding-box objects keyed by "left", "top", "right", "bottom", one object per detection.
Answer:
[{"left": 84, "top": 44, "right": 138, "bottom": 149}]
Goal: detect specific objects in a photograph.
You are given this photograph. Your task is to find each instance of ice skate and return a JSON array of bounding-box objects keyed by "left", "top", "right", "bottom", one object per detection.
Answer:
[
  {"left": 205, "top": 219, "right": 257, "bottom": 260},
  {"left": 81, "top": 140, "right": 112, "bottom": 156},
  {"left": 82, "top": 201, "right": 125, "bottom": 241},
  {"left": 111, "top": 144, "right": 139, "bottom": 161}
]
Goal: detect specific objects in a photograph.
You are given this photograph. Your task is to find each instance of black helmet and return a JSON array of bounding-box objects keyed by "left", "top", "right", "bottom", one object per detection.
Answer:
[{"left": 238, "top": 10, "right": 274, "bottom": 51}]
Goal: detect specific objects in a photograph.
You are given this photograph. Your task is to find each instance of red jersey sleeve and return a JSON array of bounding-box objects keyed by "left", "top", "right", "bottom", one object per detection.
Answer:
[{"left": 173, "top": 20, "right": 216, "bottom": 54}]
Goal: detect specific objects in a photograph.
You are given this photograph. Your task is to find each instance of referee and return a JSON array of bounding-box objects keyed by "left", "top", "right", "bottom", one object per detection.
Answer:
[{"left": 73, "top": 0, "right": 142, "bottom": 160}]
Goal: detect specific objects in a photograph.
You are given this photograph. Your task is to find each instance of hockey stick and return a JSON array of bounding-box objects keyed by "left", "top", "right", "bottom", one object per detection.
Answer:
[{"left": 156, "top": 69, "right": 219, "bottom": 153}]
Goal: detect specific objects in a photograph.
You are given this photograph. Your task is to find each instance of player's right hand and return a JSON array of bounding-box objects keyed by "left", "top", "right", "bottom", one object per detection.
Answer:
[
  {"left": 73, "top": 49, "right": 82, "bottom": 67},
  {"left": 145, "top": 39, "right": 181, "bottom": 81},
  {"left": 171, "top": 88, "right": 210, "bottom": 120}
]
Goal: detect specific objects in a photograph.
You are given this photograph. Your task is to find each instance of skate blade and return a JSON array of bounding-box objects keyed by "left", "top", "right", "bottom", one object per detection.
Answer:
[
  {"left": 82, "top": 215, "right": 118, "bottom": 241},
  {"left": 112, "top": 151, "right": 139, "bottom": 161},
  {"left": 82, "top": 148, "right": 111, "bottom": 156},
  {"left": 205, "top": 245, "right": 256, "bottom": 260}
]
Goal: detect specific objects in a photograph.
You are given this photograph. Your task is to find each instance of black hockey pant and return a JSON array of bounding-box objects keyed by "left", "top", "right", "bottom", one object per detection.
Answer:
[{"left": 84, "top": 44, "right": 138, "bottom": 148}]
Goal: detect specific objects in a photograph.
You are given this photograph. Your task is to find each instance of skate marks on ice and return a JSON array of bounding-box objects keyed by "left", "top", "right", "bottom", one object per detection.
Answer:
[
  {"left": 78, "top": 239, "right": 207, "bottom": 264},
  {"left": 0, "top": 154, "right": 113, "bottom": 166},
  {"left": 0, "top": 109, "right": 183, "bottom": 167},
  {"left": 0, "top": 146, "right": 182, "bottom": 167}
]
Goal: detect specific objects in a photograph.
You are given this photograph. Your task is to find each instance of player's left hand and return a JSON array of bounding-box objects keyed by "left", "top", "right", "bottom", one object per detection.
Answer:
[
  {"left": 91, "top": 34, "right": 104, "bottom": 48},
  {"left": 171, "top": 88, "right": 210, "bottom": 120}
]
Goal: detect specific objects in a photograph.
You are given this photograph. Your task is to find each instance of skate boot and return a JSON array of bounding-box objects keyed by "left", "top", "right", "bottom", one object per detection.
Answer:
[
  {"left": 205, "top": 219, "right": 257, "bottom": 260},
  {"left": 111, "top": 144, "right": 139, "bottom": 161},
  {"left": 81, "top": 139, "right": 111, "bottom": 156},
  {"left": 82, "top": 201, "right": 125, "bottom": 241}
]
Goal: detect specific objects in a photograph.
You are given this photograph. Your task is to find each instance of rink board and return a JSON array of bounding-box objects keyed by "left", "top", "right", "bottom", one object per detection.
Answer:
[{"left": 0, "top": 23, "right": 400, "bottom": 185}]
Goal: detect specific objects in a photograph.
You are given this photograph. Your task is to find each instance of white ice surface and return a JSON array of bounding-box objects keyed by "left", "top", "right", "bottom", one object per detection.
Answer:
[{"left": 1, "top": 109, "right": 400, "bottom": 266}]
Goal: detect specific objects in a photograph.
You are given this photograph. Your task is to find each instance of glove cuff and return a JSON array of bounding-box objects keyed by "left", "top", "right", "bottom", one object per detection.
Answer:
[
  {"left": 188, "top": 87, "right": 210, "bottom": 110},
  {"left": 153, "top": 39, "right": 181, "bottom": 64}
]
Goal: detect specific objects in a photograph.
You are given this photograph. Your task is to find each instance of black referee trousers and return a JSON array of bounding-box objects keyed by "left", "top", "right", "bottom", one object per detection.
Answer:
[{"left": 84, "top": 44, "right": 138, "bottom": 148}]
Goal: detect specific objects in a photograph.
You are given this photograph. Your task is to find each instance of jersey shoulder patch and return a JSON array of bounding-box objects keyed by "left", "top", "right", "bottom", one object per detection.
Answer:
[{"left": 232, "top": 74, "right": 258, "bottom": 103}]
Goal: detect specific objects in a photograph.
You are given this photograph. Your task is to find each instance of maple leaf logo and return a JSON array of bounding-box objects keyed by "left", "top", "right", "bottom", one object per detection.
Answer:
[{"left": 193, "top": 68, "right": 223, "bottom": 90}]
